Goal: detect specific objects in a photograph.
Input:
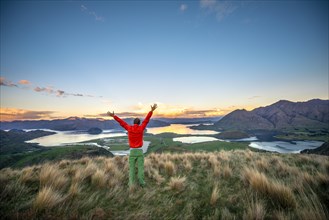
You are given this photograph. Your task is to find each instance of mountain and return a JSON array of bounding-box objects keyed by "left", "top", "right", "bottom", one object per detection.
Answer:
[
  {"left": 215, "top": 99, "right": 329, "bottom": 131},
  {"left": 0, "top": 117, "right": 170, "bottom": 131},
  {"left": 157, "top": 117, "right": 222, "bottom": 124}
]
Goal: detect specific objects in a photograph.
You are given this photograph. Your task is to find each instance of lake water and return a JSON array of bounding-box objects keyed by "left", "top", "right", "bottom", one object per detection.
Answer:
[
  {"left": 25, "top": 125, "right": 324, "bottom": 154},
  {"left": 147, "top": 124, "right": 219, "bottom": 135},
  {"left": 25, "top": 129, "right": 126, "bottom": 146},
  {"left": 173, "top": 136, "right": 220, "bottom": 144},
  {"left": 249, "top": 141, "right": 324, "bottom": 153}
]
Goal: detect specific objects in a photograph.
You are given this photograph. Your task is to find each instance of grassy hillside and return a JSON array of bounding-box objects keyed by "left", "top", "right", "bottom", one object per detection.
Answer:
[
  {"left": 1, "top": 151, "right": 328, "bottom": 219},
  {"left": 0, "top": 145, "right": 114, "bottom": 169}
]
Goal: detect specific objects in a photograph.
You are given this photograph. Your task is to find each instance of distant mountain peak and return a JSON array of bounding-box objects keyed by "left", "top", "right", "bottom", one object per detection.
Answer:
[
  {"left": 215, "top": 99, "right": 329, "bottom": 131},
  {"left": 66, "top": 116, "right": 81, "bottom": 120}
]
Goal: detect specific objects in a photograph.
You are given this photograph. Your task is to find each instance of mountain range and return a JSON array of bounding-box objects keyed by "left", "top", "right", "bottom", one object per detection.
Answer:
[
  {"left": 0, "top": 117, "right": 169, "bottom": 131},
  {"left": 215, "top": 99, "right": 329, "bottom": 131}
]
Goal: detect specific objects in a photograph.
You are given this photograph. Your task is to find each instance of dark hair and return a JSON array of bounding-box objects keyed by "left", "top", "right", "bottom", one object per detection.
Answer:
[{"left": 134, "top": 118, "right": 140, "bottom": 125}]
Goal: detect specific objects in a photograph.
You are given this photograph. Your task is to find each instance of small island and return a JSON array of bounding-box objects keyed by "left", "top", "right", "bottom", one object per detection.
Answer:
[{"left": 87, "top": 127, "right": 103, "bottom": 134}]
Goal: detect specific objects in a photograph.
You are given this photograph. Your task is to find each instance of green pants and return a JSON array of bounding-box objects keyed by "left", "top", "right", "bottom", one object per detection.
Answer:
[{"left": 129, "top": 149, "right": 145, "bottom": 187}]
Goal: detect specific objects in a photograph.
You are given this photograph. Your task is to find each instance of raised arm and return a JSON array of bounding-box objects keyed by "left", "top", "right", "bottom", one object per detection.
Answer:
[
  {"left": 107, "top": 111, "right": 129, "bottom": 130},
  {"left": 140, "top": 104, "right": 157, "bottom": 129}
]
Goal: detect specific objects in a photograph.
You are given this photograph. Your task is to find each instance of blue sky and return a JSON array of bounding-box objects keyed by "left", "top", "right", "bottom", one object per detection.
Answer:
[{"left": 0, "top": 0, "right": 328, "bottom": 120}]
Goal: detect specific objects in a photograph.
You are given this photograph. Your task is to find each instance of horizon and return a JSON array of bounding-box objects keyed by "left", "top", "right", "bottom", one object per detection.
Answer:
[
  {"left": 1, "top": 98, "right": 327, "bottom": 122},
  {"left": 1, "top": 1, "right": 328, "bottom": 121}
]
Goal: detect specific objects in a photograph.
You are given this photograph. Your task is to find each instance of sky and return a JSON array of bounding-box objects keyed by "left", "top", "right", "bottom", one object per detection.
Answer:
[{"left": 0, "top": 0, "right": 328, "bottom": 121}]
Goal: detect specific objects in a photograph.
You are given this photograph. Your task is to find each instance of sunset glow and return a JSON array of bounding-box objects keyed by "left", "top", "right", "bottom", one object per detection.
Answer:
[{"left": 1, "top": 1, "right": 328, "bottom": 121}]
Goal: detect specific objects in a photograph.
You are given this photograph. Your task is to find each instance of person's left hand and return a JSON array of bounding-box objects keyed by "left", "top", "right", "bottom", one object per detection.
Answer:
[{"left": 151, "top": 104, "right": 157, "bottom": 111}]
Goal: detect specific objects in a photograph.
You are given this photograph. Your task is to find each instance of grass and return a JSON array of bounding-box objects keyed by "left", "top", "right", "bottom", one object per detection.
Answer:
[
  {"left": 1, "top": 151, "right": 328, "bottom": 219},
  {"left": 1, "top": 145, "right": 113, "bottom": 168},
  {"left": 33, "top": 186, "right": 63, "bottom": 212},
  {"left": 144, "top": 133, "right": 251, "bottom": 154},
  {"left": 275, "top": 129, "right": 329, "bottom": 142}
]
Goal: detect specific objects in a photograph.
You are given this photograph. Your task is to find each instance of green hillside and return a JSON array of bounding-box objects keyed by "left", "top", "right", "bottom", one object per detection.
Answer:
[{"left": 1, "top": 151, "right": 328, "bottom": 219}]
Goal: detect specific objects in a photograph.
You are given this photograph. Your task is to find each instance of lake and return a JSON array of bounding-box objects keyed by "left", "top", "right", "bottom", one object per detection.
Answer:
[
  {"left": 173, "top": 136, "right": 220, "bottom": 144},
  {"left": 249, "top": 141, "right": 324, "bottom": 153},
  {"left": 25, "top": 125, "right": 324, "bottom": 154},
  {"left": 147, "top": 124, "right": 219, "bottom": 135},
  {"left": 25, "top": 129, "right": 126, "bottom": 146}
]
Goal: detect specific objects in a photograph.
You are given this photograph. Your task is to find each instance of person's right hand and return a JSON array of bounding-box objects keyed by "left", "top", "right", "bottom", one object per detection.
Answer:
[
  {"left": 151, "top": 103, "right": 157, "bottom": 111},
  {"left": 107, "top": 111, "right": 115, "bottom": 117}
]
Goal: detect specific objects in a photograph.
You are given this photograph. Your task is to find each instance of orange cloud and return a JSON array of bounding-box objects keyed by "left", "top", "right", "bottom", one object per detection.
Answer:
[
  {"left": 96, "top": 102, "right": 236, "bottom": 119},
  {"left": 0, "top": 108, "right": 57, "bottom": 121},
  {"left": 18, "top": 80, "right": 31, "bottom": 85}
]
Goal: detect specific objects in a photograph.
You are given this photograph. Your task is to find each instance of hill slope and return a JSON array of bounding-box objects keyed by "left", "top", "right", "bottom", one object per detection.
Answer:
[
  {"left": 215, "top": 99, "right": 329, "bottom": 131},
  {"left": 1, "top": 151, "right": 328, "bottom": 219}
]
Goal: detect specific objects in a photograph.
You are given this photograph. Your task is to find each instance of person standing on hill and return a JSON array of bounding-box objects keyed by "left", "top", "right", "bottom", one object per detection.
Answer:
[{"left": 107, "top": 104, "right": 157, "bottom": 187}]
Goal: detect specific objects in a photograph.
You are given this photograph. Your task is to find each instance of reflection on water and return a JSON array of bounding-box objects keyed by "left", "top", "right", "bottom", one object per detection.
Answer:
[
  {"left": 249, "top": 141, "right": 324, "bottom": 153},
  {"left": 147, "top": 124, "right": 218, "bottom": 135},
  {"left": 26, "top": 130, "right": 126, "bottom": 147},
  {"left": 173, "top": 136, "right": 219, "bottom": 144}
]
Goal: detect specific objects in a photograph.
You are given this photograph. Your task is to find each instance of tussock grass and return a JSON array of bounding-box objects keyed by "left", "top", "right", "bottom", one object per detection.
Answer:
[
  {"left": 68, "top": 182, "right": 81, "bottom": 197},
  {"left": 242, "top": 167, "right": 296, "bottom": 209},
  {"left": 39, "top": 164, "right": 67, "bottom": 190},
  {"left": 19, "top": 167, "right": 37, "bottom": 184},
  {"left": 296, "top": 188, "right": 327, "bottom": 220},
  {"left": 269, "top": 180, "right": 296, "bottom": 209},
  {"left": 167, "top": 176, "right": 186, "bottom": 192},
  {"left": 256, "top": 158, "right": 269, "bottom": 172},
  {"left": 91, "top": 169, "right": 107, "bottom": 188},
  {"left": 164, "top": 160, "right": 175, "bottom": 176},
  {"left": 182, "top": 158, "right": 192, "bottom": 172},
  {"left": 242, "top": 168, "right": 270, "bottom": 194},
  {"left": 58, "top": 159, "right": 71, "bottom": 169},
  {"left": 1, "top": 151, "right": 328, "bottom": 219},
  {"left": 243, "top": 200, "right": 266, "bottom": 220},
  {"left": 33, "top": 186, "right": 63, "bottom": 211},
  {"left": 222, "top": 165, "right": 232, "bottom": 179},
  {"left": 210, "top": 185, "right": 220, "bottom": 206}
]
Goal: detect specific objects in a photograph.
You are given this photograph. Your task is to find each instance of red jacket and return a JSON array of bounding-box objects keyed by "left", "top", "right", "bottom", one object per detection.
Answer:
[{"left": 114, "top": 111, "right": 153, "bottom": 148}]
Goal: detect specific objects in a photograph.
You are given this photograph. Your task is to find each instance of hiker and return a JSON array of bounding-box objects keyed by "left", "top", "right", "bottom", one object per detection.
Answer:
[{"left": 107, "top": 104, "right": 157, "bottom": 187}]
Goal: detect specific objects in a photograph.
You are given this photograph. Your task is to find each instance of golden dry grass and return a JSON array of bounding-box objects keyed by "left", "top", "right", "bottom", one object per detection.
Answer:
[
  {"left": 91, "top": 169, "right": 107, "bottom": 188},
  {"left": 182, "top": 158, "right": 192, "bottom": 172},
  {"left": 242, "top": 167, "right": 296, "bottom": 209},
  {"left": 33, "top": 186, "right": 63, "bottom": 211},
  {"left": 210, "top": 185, "right": 220, "bottom": 206},
  {"left": 19, "top": 167, "right": 36, "bottom": 184},
  {"left": 164, "top": 160, "right": 176, "bottom": 176},
  {"left": 68, "top": 182, "right": 81, "bottom": 197},
  {"left": 222, "top": 165, "right": 232, "bottom": 179},
  {"left": 167, "top": 176, "right": 186, "bottom": 192},
  {"left": 1, "top": 150, "right": 328, "bottom": 219},
  {"left": 243, "top": 200, "right": 266, "bottom": 220},
  {"left": 39, "top": 164, "right": 67, "bottom": 190}
]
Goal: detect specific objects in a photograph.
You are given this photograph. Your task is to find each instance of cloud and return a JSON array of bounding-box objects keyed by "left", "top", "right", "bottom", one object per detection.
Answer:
[
  {"left": 81, "top": 5, "right": 104, "bottom": 22},
  {"left": 0, "top": 77, "right": 17, "bottom": 87},
  {"left": 0, "top": 108, "right": 57, "bottom": 121},
  {"left": 18, "top": 79, "right": 31, "bottom": 85},
  {"left": 100, "top": 102, "right": 231, "bottom": 119},
  {"left": 1, "top": 77, "right": 99, "bottom": 98},
  {"left": 200, "top": 0, "right": 238, "bottom": 21},
  {"left": 180, "top": 4, "right": 188, "bottom": 12},
  {"left": 33, "top": 86, "right": 96, "bottom": 98}
]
